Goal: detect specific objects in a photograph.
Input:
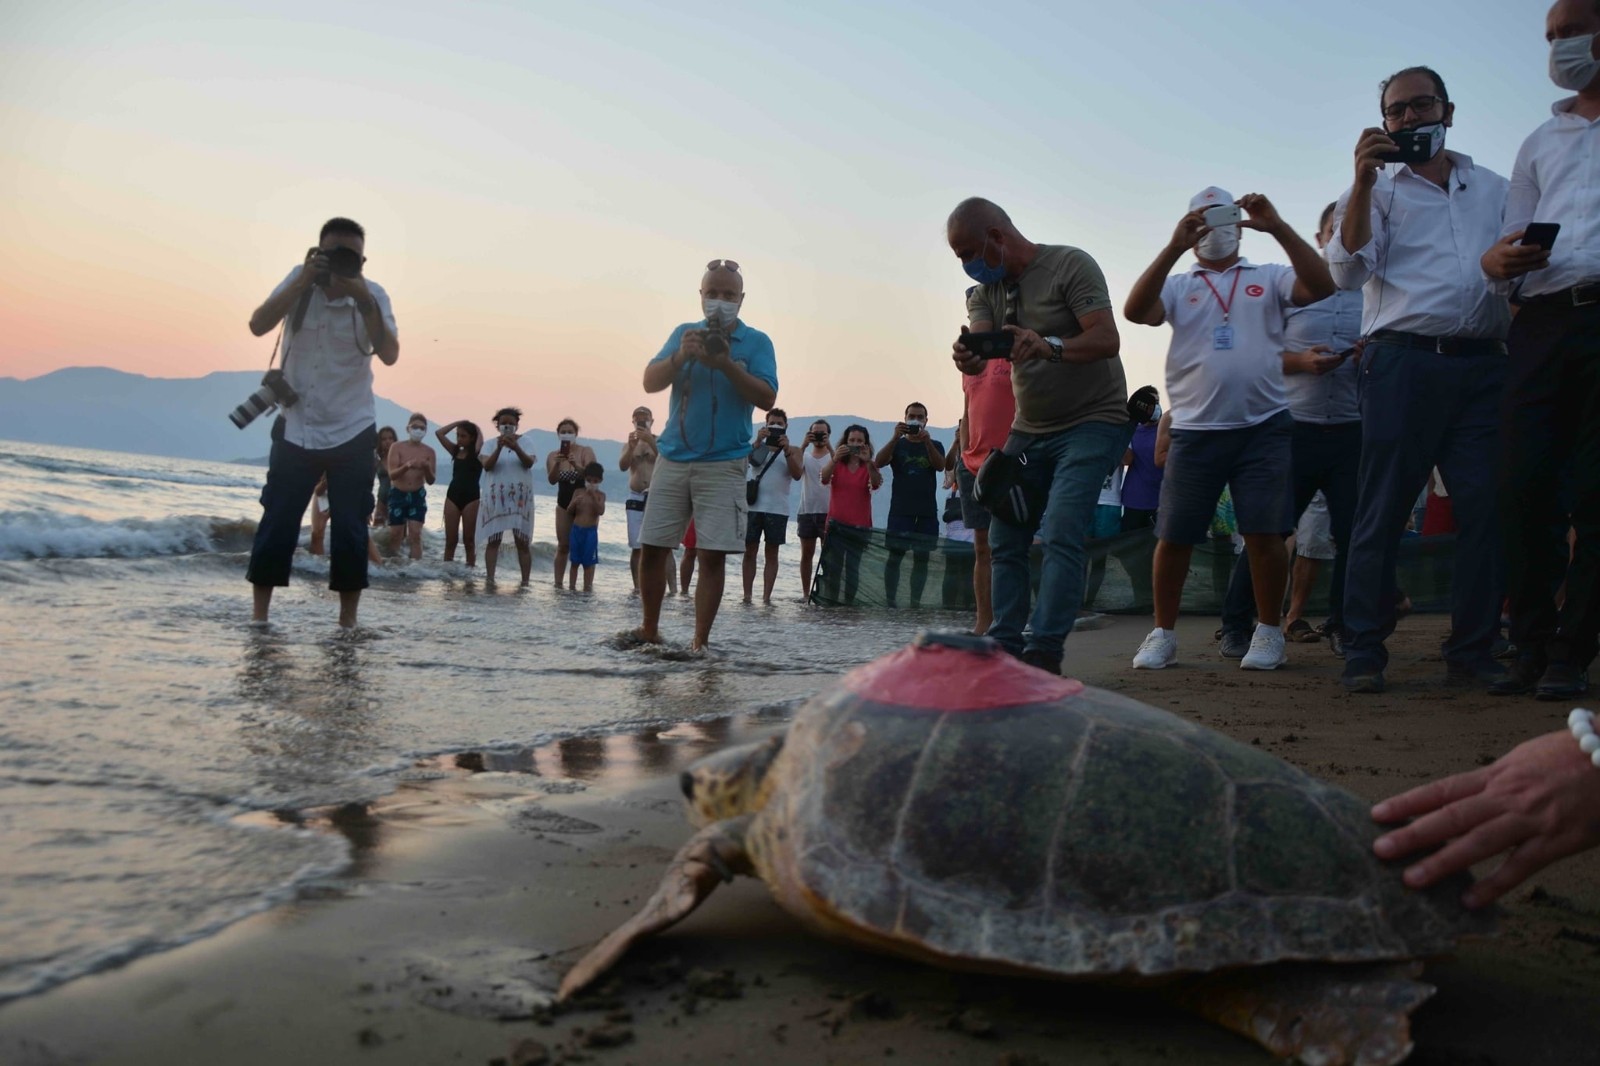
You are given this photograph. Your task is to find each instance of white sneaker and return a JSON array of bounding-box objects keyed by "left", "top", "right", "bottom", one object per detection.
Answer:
[
  {"left": 1241, "top": 624, "right": 1288, "bottom": 670},
  {"left": 1132, "top": 628, "right": 1178, "bottom": 669}
]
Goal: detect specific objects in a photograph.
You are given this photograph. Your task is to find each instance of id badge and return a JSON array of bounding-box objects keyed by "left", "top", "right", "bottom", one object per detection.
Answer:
[{"left": 1213, "top": 324, "right": 1234, "bottom": 351}]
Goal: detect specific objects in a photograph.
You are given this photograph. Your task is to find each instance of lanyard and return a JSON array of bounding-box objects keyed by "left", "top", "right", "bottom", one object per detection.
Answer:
[{"left": 1199, "top": 269, "right": 1243, "bottom": 323}]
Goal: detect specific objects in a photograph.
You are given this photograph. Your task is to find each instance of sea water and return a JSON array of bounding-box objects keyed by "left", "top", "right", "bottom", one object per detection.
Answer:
[{"left": 0, "top": 439, "right": 953, "bottom": 1003}]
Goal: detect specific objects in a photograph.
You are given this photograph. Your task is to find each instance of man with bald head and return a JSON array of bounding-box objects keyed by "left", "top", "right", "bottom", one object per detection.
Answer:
[
  {"left": 634, "top": 259, "right": 779, "bottom": 651},
  {"left": 949, "top": 197, "right": 1132, "bottom": 676}
]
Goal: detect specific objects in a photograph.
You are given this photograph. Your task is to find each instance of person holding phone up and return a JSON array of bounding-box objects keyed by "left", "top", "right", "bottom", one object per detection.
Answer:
[
  {"left": 946, "top": 197, "right": 1131, "bottom": 678},
  {"left": 1327, "top": 66, "right": 1512, "bottom": 695},
  {"left": 1215, "top": 201, "right": 1366, "bottom": 662},
  {"left": 1123, "top": 186, "right": 1334, "bottom": 674},
  {"left": 1476, "top": 0, "right": 1600, "bottom": 701}
]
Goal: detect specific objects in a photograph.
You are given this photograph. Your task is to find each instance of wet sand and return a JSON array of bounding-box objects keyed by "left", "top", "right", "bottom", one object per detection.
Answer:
[{"left": 4, "top": 615, "right": 1600, "bottom": 1066}]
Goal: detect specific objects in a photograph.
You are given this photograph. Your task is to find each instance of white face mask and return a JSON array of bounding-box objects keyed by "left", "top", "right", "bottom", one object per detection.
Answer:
[
  {"left": 702, "top": 298, "right": 740, "bottom": 329},
  {"left": 1551, "top": 33, "right": 1600, "bottom": 91},
  {"left": 1197, "top": 226, "right": 1239, "bottom": 262},
  {"left": 767, "top": 423, "right": 785, "bottom": 435},
  {"left": 498, "top": 423, "right": 517, "bottom": 436},
  {"left": 585, "top": 480, "right": 600, "bottom": 490},
  {"left": 558, "top": 431, "right": 577, "bottom": 444},
  {"left": 407, "top": 427, "right": 425, "bottom": 442},
  {"left": 905, "top": 419, "right": 925, "bottom": 432}
]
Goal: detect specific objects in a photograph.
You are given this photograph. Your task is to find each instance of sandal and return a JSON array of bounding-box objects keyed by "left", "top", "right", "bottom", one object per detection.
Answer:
[{"left": 1286, "top": 619, "right": 1319, "bottom": 643}]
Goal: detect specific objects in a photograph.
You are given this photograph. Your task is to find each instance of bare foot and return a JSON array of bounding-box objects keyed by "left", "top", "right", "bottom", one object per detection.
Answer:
[{"left": 630, "top": 627, "right": 663, "bottom": 645}]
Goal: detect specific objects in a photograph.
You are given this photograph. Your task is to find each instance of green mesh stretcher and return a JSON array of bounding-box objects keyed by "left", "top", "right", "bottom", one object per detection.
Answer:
[{"left": 810, "top": 520, "right": 1460, "bottom": 616}]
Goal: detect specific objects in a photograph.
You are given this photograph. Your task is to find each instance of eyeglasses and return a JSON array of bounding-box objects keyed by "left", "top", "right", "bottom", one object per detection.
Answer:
[
  {"left": 1381, "top": 95, "right": 1444, "bottom": 121},
  {"left": 706, "top": 259, "right": 741, "bottom": 273}
]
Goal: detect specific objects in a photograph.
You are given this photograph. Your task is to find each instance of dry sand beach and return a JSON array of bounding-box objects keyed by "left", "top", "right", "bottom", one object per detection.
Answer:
[{"left": 4, "top": 616, "right": 1599, "bottom": 1066}]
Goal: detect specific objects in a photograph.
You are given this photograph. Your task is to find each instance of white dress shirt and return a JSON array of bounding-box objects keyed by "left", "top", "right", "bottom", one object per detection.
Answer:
[
  {"left": 1159, "top": 259, "right": 1297, "bottom": 431},
  {"left": 1328, "top": 151, "right": 1510, "bottom": 339},
  {"left": 1498, "top": 97, "right": 1600, "bottom": 298},
  {"left": 268, "top": 266, "right": 398, "bottom": 450}
]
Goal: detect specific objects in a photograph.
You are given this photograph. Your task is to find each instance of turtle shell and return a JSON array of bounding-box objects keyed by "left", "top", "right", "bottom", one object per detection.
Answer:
[{"left": 751, "top": 634, "right": 1491, "bottom": 978}]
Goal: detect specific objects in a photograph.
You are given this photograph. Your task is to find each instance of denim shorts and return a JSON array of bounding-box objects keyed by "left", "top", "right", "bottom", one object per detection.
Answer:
[
  {"left": 956, "top": 464, "right": 991, "bottom": 532},
  {"left": 745, "top": 510, "right": 788, "bottom": 545},
  {"left": 1156, "top": 411, "right": 1293, "bottom": 545}
]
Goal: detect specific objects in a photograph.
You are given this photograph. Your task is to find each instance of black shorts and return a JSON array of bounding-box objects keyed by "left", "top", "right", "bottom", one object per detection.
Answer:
[
  {"left": 796, "top": 512, "right": 828, "bottom": 540},
  {"left": 746, "top": 511, "right": 789, "bottom": 546},
  {"left": 956, "top": 464, "right": 991, "bottom": 532},
  {"left": 1156, "top": 411, "right": 1294, "bottom": 545}
]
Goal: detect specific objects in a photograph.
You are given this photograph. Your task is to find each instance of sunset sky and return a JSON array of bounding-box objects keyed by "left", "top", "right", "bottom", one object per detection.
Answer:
[{"left": 0, "top": 0, "right": 1562, "bottom": 437}]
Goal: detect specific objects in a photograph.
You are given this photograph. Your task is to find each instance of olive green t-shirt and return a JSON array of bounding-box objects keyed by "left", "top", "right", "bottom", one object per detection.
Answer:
[{"left": 966, "top": 244, "right": 1129, "bottom": 436}]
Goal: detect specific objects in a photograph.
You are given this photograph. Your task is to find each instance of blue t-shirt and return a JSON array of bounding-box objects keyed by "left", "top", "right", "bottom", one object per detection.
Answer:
[
  {"left": 888, "top": 436, "right": 946, "bottom": 519},
  {"left": 651, "top": 320, "right": 779, "bottom": 463}
]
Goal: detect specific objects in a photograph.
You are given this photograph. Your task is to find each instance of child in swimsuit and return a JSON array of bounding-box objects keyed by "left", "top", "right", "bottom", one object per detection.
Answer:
[{"left": 566, "top": 462, "right": 606, "bottom": 592}]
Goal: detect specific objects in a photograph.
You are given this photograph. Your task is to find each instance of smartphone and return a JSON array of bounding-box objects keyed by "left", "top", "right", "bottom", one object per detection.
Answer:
[
  {"left": 1520, "top": 222, "right": 1561, "bottom": 252},
  {"left": 1379, "top": 129, "right": 1435, "bottom": 165},
  {"left": 963, "top": 330, "right": 1014, "bottom": 361},
  {"left": 1203, "top": 204, "right": 1241, "bottom": 228}
]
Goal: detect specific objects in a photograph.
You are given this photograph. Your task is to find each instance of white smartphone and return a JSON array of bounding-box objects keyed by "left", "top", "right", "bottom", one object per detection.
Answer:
[{"left": 1204, "top": 204, "right": 1241, "bottom": 227}]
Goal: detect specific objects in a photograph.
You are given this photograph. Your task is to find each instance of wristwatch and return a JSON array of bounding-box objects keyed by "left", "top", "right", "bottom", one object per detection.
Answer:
[{"left": 1044, "top": 336, "right": 1064, "bottom": 362}]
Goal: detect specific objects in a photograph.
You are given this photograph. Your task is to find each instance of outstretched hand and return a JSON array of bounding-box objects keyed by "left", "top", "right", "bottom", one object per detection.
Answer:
[{"left": 1371, "top": 729, "right": 1600, "bottom": 908}]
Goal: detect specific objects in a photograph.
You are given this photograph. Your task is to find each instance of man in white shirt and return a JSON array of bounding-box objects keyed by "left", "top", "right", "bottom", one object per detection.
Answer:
[
  {"left": 244, "top": 218, "right": 400, "bottom": 628},
  {"left": 1218, "top": 202, "right": 1366, "bottom": 660},
  {"left": 1328, "top": 66, "right": 1511, "bottom": 694},
  {"left": 742, "top": 408, "right": 803, "bottom": 605},
  {"left": 1479, "top": 1, "right": 1600, "bottom": 701},
  {"left": 1123, "top": 187, "right": 1334, "bottom": 672}
]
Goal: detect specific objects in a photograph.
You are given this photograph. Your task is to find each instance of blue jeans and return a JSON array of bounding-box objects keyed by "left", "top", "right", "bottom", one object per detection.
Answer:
[
  {"left": 247, "top": 418, "right": 377, "bottom": 592},
  {"left": 1342, "top": 341, "right": 1505, "bottom": 674},
  {"left": 989, "top": 420, "right": 1133, "bottom": 661}
]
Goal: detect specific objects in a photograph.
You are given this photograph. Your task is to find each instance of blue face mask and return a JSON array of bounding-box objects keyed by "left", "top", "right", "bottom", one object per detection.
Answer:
[{"left": 962, "top": 235, "right": 1006, "bottom": 285}]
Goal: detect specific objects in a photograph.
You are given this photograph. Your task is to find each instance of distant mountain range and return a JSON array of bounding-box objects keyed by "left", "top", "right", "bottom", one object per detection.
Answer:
[{"left": 0, "top": 368, "right": 955, "bottom": 521}]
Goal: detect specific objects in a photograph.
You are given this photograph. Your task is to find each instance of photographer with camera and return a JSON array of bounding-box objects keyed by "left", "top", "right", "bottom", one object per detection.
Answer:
[
  {"left": 743, "top": 409, "right": 802, "bottom": 605},
  {"left": 1327, "top": 66, "right": 1511, "bottom": 694},
  {"left": 619, "top": 405, "right": 661, "bottom": 594},
  {"left": 633, "top": 259, "right": 779, "bottom": 651},
  {"left": 947, "top": 197, "right": 1130, "bottom": 677},
  {"left": 796, "top": 419, "right": 833, "bottom": 600},
  {"left": 242, "top": 217, "right": 399, "bottom": 628},
  {"left": 875, "top": 401, "right": 946, "bottom": 610}
]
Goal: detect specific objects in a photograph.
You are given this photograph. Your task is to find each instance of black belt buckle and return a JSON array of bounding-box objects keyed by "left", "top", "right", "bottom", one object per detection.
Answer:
[{"left": 1574, "top": 282, "right": 1600, "bottom": 308}]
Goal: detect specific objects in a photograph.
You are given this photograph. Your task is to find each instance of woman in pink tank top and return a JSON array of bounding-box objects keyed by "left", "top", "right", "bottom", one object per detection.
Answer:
[{"left": 818, "top": 425, "right": 882, "bottom": 604}]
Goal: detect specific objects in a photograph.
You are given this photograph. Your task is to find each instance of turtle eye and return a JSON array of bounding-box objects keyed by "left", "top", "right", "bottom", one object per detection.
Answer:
[{"left": 679, "top": 772, "right": 695, "bottom": 801}]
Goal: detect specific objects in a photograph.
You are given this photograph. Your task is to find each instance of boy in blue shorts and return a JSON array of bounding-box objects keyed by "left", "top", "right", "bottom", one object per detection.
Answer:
[{"left": 566, "top": 462, "right": 607, "bottom": 591}]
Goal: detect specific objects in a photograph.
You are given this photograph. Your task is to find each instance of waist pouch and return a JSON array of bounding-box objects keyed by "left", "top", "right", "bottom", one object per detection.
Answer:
[
  {"left": 625, "top": 494, "right": 648, "bottom": 512},
  {"left": 973, "top": 433, "right": 1045, "bottom": 528}
]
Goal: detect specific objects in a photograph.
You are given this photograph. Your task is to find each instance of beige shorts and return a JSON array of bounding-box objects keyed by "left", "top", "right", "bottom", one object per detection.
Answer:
[{"left": 638, "top": 456, "right": 747, "bottom": 554}]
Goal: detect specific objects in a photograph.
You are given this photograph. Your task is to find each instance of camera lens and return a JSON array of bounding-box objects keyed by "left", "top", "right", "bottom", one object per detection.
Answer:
[{"left": 228, "top": 384, "right": 278, "bottom": 430}]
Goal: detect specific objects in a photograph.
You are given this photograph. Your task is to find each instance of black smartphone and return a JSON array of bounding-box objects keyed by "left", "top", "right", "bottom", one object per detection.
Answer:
[
  {"left": 1378, "top": 130, "right": 1434, "bottom": 165},
  {"left": 1520, "top": 222, "right": 1561, "bottom": 251},
  {"left": 963, "top": 330, "right": 1014, "bottom": 361}
]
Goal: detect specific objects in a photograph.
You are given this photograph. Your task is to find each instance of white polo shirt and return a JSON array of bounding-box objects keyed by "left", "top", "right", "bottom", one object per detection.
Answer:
[
  {"left": 1497, "top": 97, "right": 1600, "bottom": 299},
  {"left": 1327, "top": 152, "right": 1509, "bottom": 339},
  {"left": 1159, "top": 259, "right": 1296, "bottom": 431},
  {"left": 268, "top": 265, "right": 399, "bottom": 451}
]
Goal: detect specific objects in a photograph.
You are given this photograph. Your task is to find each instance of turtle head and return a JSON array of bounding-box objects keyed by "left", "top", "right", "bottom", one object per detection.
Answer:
[{"left": 680, "top": 736, "right": 784, "bottom": 826}]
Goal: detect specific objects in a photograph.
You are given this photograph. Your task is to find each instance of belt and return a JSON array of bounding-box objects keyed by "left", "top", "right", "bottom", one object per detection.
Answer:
[
  {"left": 1522, "top": 280, "right": 1600, "bottom": 308},
  {"left": 1369, "top": 330, "right": 1507, "bottom": 356}
]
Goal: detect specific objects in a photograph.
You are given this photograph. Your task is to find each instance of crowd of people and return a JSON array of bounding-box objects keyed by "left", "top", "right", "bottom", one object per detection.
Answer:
[{"left": 240, "top": 7, "right": 1597, "bottom": 909}]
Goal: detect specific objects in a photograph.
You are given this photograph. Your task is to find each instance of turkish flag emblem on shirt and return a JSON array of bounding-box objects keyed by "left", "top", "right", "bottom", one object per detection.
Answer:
[{"left": 1245, "top": 284, "right": 1266, "bottom": 298}]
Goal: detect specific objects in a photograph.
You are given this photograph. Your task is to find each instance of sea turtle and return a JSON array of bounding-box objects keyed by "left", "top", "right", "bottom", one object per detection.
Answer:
[{"left": 560, "top": 633, "right": 1492, "bottom": 1065}]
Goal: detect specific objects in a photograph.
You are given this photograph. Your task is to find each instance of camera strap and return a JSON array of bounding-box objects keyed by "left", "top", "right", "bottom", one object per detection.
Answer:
[{"left": 270, "top": 289, "right": 317, "bottom": 371}]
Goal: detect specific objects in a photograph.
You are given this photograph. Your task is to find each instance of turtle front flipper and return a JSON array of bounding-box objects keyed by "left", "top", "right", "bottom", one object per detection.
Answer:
[
  {"left": 558, "top": 816, "right": 754, "bottom": 1001},
  {"left": 1167, "top": 961, "right": 1434, "bottom": 1066}
]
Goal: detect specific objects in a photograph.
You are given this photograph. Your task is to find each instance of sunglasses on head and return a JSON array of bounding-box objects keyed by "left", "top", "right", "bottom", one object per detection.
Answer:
[{"left": 706, "top": 259, "right": 741, "bottom": 273}]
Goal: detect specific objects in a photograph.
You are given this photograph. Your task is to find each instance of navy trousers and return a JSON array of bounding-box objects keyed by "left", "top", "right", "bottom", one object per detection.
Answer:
[
  {"left": 1341, "top": 342, "right": 1505, "bottom": 674},
  {"left": 1221, "top": 419, "right": 1361, "bottom": 636},
  {"left": 1500, "top": 299, "right": 1600, "bottom": 671},
  {"left": 247, "top": 418, "right": 377, "bottom": 592}
]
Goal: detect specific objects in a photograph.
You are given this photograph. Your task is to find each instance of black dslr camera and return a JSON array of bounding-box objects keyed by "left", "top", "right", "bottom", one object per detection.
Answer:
[
  {"left": 315, "top": 245, "right": 364, "bottom": 287},
  {"left": 229, "top": 368, "right": 300, "bottom": 430}
]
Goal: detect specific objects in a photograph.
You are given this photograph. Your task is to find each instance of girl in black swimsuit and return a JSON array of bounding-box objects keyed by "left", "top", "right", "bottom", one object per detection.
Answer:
[{"left": 434, "top": 420, "right": 483, "bottom": 566}]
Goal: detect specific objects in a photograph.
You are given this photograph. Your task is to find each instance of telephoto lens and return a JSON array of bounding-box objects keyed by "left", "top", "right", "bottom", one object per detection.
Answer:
[{"left": 228, "top": 383, "right": 279, "bottom": 429}]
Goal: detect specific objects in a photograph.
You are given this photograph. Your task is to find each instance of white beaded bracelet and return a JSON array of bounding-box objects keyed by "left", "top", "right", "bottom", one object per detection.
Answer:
[{"left": 1568, "top": 709, "right": 1600, "bottom": 767}]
